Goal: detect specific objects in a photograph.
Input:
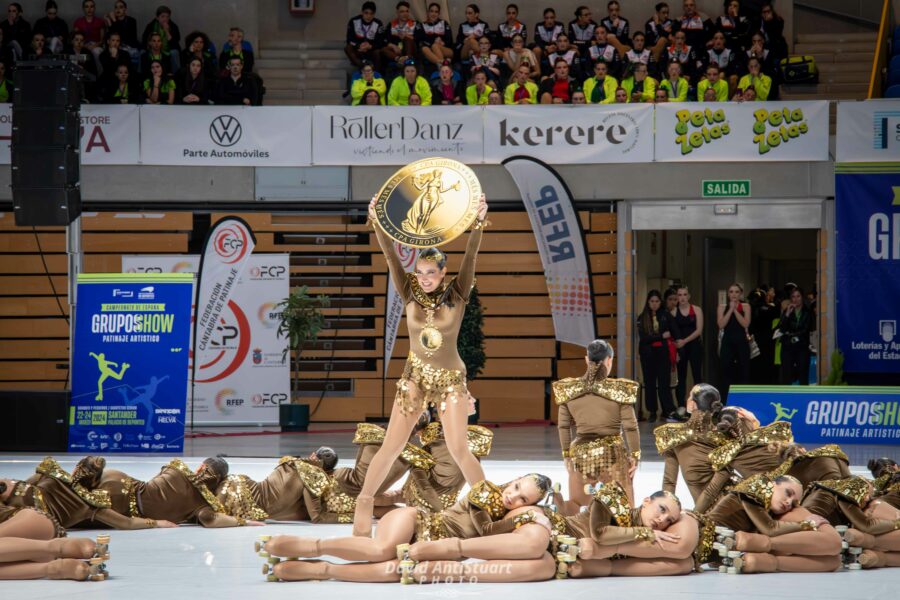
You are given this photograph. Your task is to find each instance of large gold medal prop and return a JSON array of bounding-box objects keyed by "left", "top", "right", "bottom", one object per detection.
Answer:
[{"left": 373, "top": 157, "right": 481, "bottom": 248}]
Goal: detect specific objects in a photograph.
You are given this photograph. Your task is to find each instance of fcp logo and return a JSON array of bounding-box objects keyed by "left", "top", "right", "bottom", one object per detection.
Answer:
[{"left": 210, "top": 115, "right": 242, "bottom": 147}]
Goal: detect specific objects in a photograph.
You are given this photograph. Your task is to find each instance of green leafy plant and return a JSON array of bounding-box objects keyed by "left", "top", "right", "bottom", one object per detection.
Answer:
[
  {"left": 823, "top": 349, "right": 848, "bottom": 386},
  {"left": 276, "top": 286, "right": 330, "bottom": 399},
  {"left": 458, "top": 285, "right": 486, "bottom": 422}
]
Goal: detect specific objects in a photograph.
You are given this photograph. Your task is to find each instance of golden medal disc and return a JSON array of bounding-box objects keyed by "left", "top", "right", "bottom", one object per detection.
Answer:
[{"left": 373, "top": 157, "right": 481, "bottom": 248}]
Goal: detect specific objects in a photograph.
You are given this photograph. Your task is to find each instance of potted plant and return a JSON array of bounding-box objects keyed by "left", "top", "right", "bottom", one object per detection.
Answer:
[
  {"left": 276, "top": 285, "right": 330, "bottom": 431},
  {"left": 458, "top": 285, "right": 486, "bottom": 424}
]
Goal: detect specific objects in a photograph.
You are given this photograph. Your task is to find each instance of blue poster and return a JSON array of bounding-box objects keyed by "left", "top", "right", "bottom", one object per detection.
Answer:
[
  {"left": 69, "top": 273, "right": 193, "bottom": 453},
  {"left": 729, "top": 385, "right": 900, "bottom": 445},
  {"left": 835, "top": 168, "right": 900, "bottom": 373}
]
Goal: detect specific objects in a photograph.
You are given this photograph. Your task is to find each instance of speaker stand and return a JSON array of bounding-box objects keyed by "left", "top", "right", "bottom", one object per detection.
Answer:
[{"left": 66, "top": 215, "right": 82, "bottom": 388}]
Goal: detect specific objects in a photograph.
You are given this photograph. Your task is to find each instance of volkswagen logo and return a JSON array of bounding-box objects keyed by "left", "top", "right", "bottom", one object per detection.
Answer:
[{"left": 209, "top": 115, "right": 242, "bottom": 147}]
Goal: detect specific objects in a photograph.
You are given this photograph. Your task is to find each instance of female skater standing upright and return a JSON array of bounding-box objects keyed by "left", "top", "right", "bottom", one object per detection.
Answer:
[{"left": 352, "top": 194, "right": 488, "bottom": 536}]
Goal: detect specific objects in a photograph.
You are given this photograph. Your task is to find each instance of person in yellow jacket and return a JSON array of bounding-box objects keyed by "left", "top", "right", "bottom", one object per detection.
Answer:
[
  {"left": 350, "top": 62, "right": 387, "bottom": 105},
  {"left": 696, "top": 63, "right": 729, "bottom": 102},
  {"left": 387, "top": 60, "right": 433, "bottom": 105},
  {"left": 737, "top": 57, "right": 772, "bottom": 101},
  {"left": 620, "top": 63, "right": 657, "bottom": 103},
  {"left": 504, "top": 63, "right": 539, "bottom": 104},
  {"left": 659, "top": 61, "right": 689, "bottom": 102},
  {"left": 465, "top": 68, "right": 494, "bottom": 105},
  {"left": 582, "top": 61, "right": 618, "bottom": 104}
]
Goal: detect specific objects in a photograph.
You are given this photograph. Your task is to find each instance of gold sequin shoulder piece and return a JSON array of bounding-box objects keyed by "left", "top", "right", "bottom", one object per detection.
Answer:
[
  {"left": 165, "top": 459, "right": 227, "bottom": 514},
  {"left": 466, "top": 480, "right": 507, "bottom": 520},
  {"left": 406, "top": 273, "right": 458, "bottom": 309},
  {"left": 709, "top": 421, "right": 794, "bottom": 470},
  {"left": 591, "top": 480, "right": 632, "bottom": 527},
  {"left": 813, "top": 476, "right": 871, "bottom": 507},
  {"left": 219, "top": 475, "right": 269, "bottom": 521},
  {"left": 35, "top": 457, "right": 111, "bottom": 509},
  {"left": 732, "top": 473, "right": 776, "bottom": 509},
  {"left": 596, "top": 378, "right": 640, "bottom": 404},
  {"left": 352, "top": 423, "right": 386, "bottom": 445},
  {"left": 874, "top": 473, "right": 891, "bottom": 493},
  {"left": 685, "top": 510, "right": 716, "bottom": 567},
  {"left": 284, "top": 458, "right": 332, "bottom": 498},
  {"left": 552, "top": 376, "right": 585, "bottom": 405},
  {"left": 553, "top": 375, "right": 639, "bottom": 406},
  {"left": 400, "top": 443, "right": 436, "bottom": 470},
  {"left": 770, "top": 444, "right": 850, "bottom": 479},
  {"left": 467, "top": 425, "right": 493, "bottom": 457},
  {"left": 419, "top": 422, "right": 443, "bottom": 447},
  {"left": 654, "top": 423, "right": 688, "bottom": 454}
]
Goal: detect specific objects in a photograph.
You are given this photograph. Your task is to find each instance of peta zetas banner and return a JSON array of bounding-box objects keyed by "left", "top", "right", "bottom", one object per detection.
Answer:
[
  {"left": 654, "top": 100, "right": 829, "bottom": 162},
  {"left": 835, "top": 167, "right": 900, "bottom": 373},
  {"left": 836, "top": 100, "right": 900, "bottom": 163},
  {"left": 729, "top": 386, "right": 900, "bottom": 444},
  {"left": 68, "top": 273, "right": 193, "bottom": 453}
]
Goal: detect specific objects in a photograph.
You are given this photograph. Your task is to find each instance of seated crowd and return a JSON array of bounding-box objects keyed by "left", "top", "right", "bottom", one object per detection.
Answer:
[
  {"left": 0, "top": 0, "right": 262, "bottom": 105},
  {"left": 345, "top": 0, "right": 787, "bottom": 105}
]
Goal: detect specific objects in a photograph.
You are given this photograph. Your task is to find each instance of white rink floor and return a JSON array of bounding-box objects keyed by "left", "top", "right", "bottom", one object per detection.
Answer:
[{"left": 1, "top": 454, "right": 896, "bottom": 600}]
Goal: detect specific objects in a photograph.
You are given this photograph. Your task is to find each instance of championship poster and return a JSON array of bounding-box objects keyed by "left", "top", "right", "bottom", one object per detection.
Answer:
[{"left": 68, "top": 273, "right": 193, "bottom": 452}]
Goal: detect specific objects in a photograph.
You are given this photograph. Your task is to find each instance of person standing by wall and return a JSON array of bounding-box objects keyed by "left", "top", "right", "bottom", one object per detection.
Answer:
[
  {"left": 717, "top": 283, "right": 751, "bottom": 401},
  {"left": 673, "top": 285, "right": 703, "bottom": 411},
  {"left": 779, "top": 286, "right": 813, "bottom": 385},
  {"left": 637, "top": 290, "right": 678, "bottom": 422}
]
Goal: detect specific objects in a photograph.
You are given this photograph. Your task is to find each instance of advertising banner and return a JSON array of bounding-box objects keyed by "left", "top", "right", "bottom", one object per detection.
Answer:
[
  {"left": 729, "top": 385, "right": 900, "bottom": 444},
  {"left": 0, "top": 103, "right": 140, "bottom": 164},
  {"left": 484, "top": 104, "right": 653, "bottom": 164},
  {"left": 503, "top": 156, "right": 596, "bottom": 347},
  {"left": 68, "top": 273, "right": 193, "bottom": 453},
  {"left": 125, "top": 252, "right": 290, "bottom": 426},
  {"left": 654, "top": 100, "right": 829, "bottom": 162},
  {"left": 311, "top": 105, "right": 483, "bottom": 165},
  {"left": 383, "top": 241, "right": 418, "bottom": 373},
  {"left": 139, "top": 105, "right": 312, "bottom": 166},
  {"left": 835, "top": 168, "right": 900, "bottom": 373},
  {"left": 836, "top": 100, "right": 900, "bottom": 163}
]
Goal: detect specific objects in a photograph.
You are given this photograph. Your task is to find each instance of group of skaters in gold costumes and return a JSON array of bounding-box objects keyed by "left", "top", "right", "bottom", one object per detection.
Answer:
[{"left": 2, "top": 193, "right": 899, "bottom": 584}]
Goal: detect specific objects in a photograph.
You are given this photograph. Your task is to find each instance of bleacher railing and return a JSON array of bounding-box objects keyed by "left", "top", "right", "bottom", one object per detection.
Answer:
[{"left": 868, "top": 0, "right": 893, "bottom": 98}]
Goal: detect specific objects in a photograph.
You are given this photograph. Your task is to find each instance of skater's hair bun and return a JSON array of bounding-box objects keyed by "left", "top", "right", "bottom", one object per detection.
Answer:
[
  {"left": 587, "top": 339, "right": 614, "bottom": 363},
  {"left": 715, "top": 408, "right": 742, "bottom": 438},
  {"left": 868, "top": 457, "right": 898, "bottom": 479},
  {"left": 650, "top": 490, "right": 682, "bottom": 510},
  {"left": 201, "top": 456, "right": 230, "bottom": 480},
  {"left": 315, "top": 446, "right": 339, "bottom": 472},
  {"left": 690, "top": 384, "right": 722, "bottom": 414}
]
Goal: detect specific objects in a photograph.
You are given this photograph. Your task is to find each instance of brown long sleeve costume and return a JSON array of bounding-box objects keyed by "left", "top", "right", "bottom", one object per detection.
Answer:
[
  {"left": 706, "top": 472, "right": 815, "bottom": 537},
  {"left": 802, "top": 476, "right": 900, "bottom": 534}
]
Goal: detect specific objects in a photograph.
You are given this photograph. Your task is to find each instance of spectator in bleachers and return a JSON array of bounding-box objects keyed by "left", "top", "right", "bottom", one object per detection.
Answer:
[
  {"left": 0, "top": 60, "right": 10, "bottom": 101},
  {"left": 361, "top": 88, "right": 381, "bottom": 104},
  {"left": 178, "top": 57, "right": 211, "bottom": 104},
  {"left": 716, "top": 0, "right": 751, "bottom": 52},
  {"left": 345, "top": 1, "right": 384, "bottom": 72},
  {"left": 571, "top": 89, "right": 586, "bottom": 103},
  {"left": 33, "top": 1, "right": 67, "bottom": 54},
  {"left": 678, "top": 0, "right": 713, "bottom": 50},
  {"left": 567, "top": 5, "right": 596, "bottom": 56},
  {"left": 220, "top": 27, "right": 253, "bottom": 73},
  {"left": 98, "top": 31, "right": 130, "bottom": 87},
  {"left": 2, "top": 2, "right": 30, "bottom": 61},
  {"left": 539, "top": 57, "right": 577, "bottom": 103},
  {"left": 104, "top": 63, "right": 137, "bottom": 103},
  {"left": 216, "top": 55, "right": 258, "bottom": 105},
  {"left": 468, "top": 35, "right": 500, "bottom": 87},
  {"left": 654, "top": 87, "right": 668, "bottom": 102},
  {"left": 417, "top": 2, "right": 453, "bottom": 69},
  {"left": 741, "top": 85, "right": 757, "bottom": 101},
  {"left": 502, "top": 33, "right": 538, "bottom": 80},
  {"left": 582, "top": 59, "right": 617, "bottom": 104},
  {"left": 697, "top": 63, "right": 728, "bottom": 101},
  {"left": 430, "top": 61, "right": 464, "bottom": 104},
  {"left": 465, "top": 67, "right": 492, "bottom": 104},
  {"left": 531, "top": 7, "right": 562, "bottom": 67},
  {"left": 141, "top": 32, "right": 170, "bottom": 75},
  {"left": 387, "top": 58, "right": 431, "bottom": 105},
  {"left": 142, "top": 5, "right": 181, "bottom": 73},
  {"left": 504, "top": 62, "right": 538, "bottom": 104},
  {"left": 601, "top": 1, "right": 629, "bottom": 39},
  {"left": 182, "top": 31, "right": 216, "bottom": 80},
  {"left": 621, "top": 62, "right": 657, "bottom": 102},
  {"left": 645, "top": 2, "right": 674, "bottom": 49},
  {"left": 609, "top": 30, "right": 657, "bottom": 77},
  {"left": 659, "top": 59, "right": 688, "bottom": 100},
  {"left": 351, "top": 60, "right": 387, "bottom": 104},
  {"left": 68, "top": 30, "right": 98, "bottom": 98},
  {"left": 759, "top": 2, "right": 787, "bottom": 62},
  {"left": 702, "top": 85, "right": 716, "bottom": 101},
  {"left": 737, "top": 56, "right": 771, "bottom": 100},
  {"left": 745, "top": 30, "right": 776, "bottom": 78},
  {"left": 408, "top": 91, "right": 422, "bottom": 104},
  {"left": 706, "top": 31, "right": 739, "bottom": 95},
  {"left": 73, "top": 0, "right": 104, "bottom": 56},
  {"left": 487, "top": 89, "right": 502, "bottom": 104},
  {"left": 382, "top": 2, "right": 417, "bottom": 72},
  {"left": 28, "top": 32, "right": 50, "bottom": 59},
  {"left": 586, "top": 24, "right": 620, "bottom": 77},
  {"left": 144, "top": 58, "right": 174, "bottom": 104},
  {"left": 546, "top": 33, "right": 580, "bottom": 79},
  {"left": 663, "top": 29, "right": 701, "bottom": 82},
  {"left": 614, "top": 86, "right": 628, "bottom": 102},
  {"left": 455, "top": 3, "right": 490, "bottom": 61},
  {"left": 495, "top": 3, "right": 526, "bottom": 51},
  {"left": 104, "top": 1, "right": 139, "bottom": 63}
]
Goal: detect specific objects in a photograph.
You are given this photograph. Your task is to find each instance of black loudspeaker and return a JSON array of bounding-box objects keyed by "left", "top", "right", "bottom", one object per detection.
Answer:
[
  {"left": 0, "top": 390, "right": 69, "bottom": 452},
  {"left": 11, "top": 60, "right": 82, "bottom": 227}
]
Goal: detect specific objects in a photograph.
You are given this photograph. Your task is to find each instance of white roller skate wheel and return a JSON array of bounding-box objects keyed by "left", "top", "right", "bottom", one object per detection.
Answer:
[
  {"left": 835, "top": 526, "right": 848, "bottom": 534},
  {"left": 849, "top": 547, "right": 863, "bottom": 555},
  {"left": 719, "top": 565, "right": 728, "bottom": 573},
  {"left": 727, "top": 567, "right": 737, "bottom": 574},
  {"left": 848, "top": 563, "right": 862, "bottom": 570},
  {"left": 727, "top": 551, "right": 742, "bottom": 559},
  {"left": 841, "top": 541, "right": 849, "bottom": 550}
]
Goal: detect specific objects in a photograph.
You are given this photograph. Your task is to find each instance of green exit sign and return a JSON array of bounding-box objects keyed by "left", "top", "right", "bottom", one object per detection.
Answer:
[{"left": 702, "top": 180, "right": 751, "bottom": 198}]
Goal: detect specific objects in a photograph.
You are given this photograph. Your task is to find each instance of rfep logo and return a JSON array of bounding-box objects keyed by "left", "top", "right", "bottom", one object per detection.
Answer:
[
  {"left": 675, "top": 108, "right": 730, "bottom": 155},
  {"left": 213, "top": 225, "right": 249, "bottom": 264},
  {"left": 214, "top": 388, "right": 243, "bottom": 414},
  {"left": 210, "top": 115, "right": 242, "bottom": 147},
  {"left": 257, "top": 302, "right": 280, "bottom": 328},
  {"left": 753, "top": 107, "right": 809, "bottom": 155}
]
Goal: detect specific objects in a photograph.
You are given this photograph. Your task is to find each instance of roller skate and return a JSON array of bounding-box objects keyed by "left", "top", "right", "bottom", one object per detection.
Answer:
[
  {"left": 555, "top": 551, "right": 576, "bottom": 579},
  {"left": 717, "top": 550, "right": 744, "bottom": 574},
  {"left": 93, "top": 535, "right": 110, "bottom": 561},
  {"left": 835, "top": 526, "right": 863, "bottom": 570},
  {"left": 556, "top": 535, "right": 581, "bottom": 561},
  {"left": 47, "top": 557, "right": 108, "bottom": 581},
  {"left": 255, "top": 535, "right": 272, "bottom": 557},
  {"left": 396, "top": 543, "right": 417, "bottom": 584}
]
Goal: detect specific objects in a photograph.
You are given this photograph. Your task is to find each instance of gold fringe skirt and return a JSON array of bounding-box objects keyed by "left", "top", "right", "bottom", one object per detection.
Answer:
[
  {"left": 414, "top": 508, "right": 449, "bottom": 542},
  {"left": 397, "top": 351, "right": 467, "bottom": 415},
  {"left": 570, "top": 435, "right": 630, "bottom": 484}
]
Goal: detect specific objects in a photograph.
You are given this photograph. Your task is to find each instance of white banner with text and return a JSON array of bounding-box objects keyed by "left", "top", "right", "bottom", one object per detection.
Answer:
[{"left": 836, "top": 100, "right": 900, "bottom": 163}]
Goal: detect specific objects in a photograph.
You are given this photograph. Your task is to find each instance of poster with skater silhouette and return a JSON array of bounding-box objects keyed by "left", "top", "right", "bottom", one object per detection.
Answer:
[{"left": 68, "top": 273, "right": 193, "bottom": 452}]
